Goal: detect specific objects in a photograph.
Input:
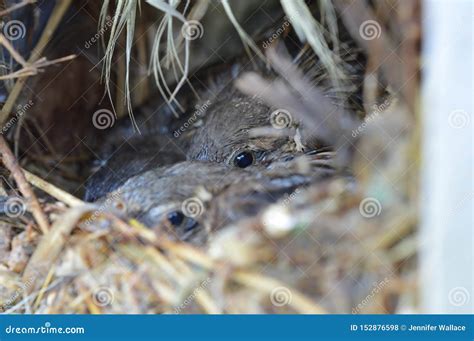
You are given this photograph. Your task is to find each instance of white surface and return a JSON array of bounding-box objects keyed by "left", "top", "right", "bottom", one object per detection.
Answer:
[{"left": 420, "top": 0, "right": 473, "bottom": 313}]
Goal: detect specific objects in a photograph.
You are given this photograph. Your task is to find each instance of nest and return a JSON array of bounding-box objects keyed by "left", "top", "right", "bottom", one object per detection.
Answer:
[{"left": 0, "top": 0, "right": 420, "bottom": 314}]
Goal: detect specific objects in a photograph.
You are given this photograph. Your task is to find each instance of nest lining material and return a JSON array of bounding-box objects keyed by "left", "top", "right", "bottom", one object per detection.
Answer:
[{"left": 0, "top": 0, "right": 420, "bottom": 314}]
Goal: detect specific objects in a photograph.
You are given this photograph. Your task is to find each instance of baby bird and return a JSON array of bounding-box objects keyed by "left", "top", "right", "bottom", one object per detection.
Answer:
[
  {"left": 85, "top": 41, "right": 359, "bottom": 201},
  {"left": 100, "top": 153, "right": 335, "bottom": 245},
  {"left": 84, "top": 135, "right": 185, "bottom": 202},
  {"left": 84, "top": 76, "right": 303, "bottom": 201},
  {"left": 84, "top": 98, "right": 188, "bottom": 202},
  {"left": 177, "top": 61, "right": 328, "bottom": 170},
  {"left": 184, "top": 86, "right": 299, "bottom": 169}
]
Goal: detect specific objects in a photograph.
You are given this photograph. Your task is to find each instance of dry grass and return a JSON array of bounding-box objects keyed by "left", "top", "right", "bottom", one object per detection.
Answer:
[{"left": 0, "top": 0, "right": 420, "bottom": 314}]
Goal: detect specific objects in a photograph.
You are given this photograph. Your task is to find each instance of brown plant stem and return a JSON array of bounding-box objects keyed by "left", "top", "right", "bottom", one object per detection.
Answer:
[
  {"left": 0, "top": 136, "right": 49, "bottom": 234},
  {"left": 0, "top": 0, "right": 73, "bottom": 125}
]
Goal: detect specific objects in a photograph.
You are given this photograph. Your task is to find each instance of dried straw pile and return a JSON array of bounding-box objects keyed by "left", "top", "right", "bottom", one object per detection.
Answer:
[{"left": 0, "top": 0, "right": 420, "bottom": 314}]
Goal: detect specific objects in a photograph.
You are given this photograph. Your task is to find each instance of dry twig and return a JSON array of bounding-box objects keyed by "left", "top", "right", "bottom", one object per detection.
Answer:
[
  {"left": 22, "top": 168, "right": 85, "bottom": 207},
  {"left": 0, "top": 0, "right": 73, "bottom": 125},
  {"left": 0, "top": 136, "right": 49, "bottom": 234},
  {"left": 0, "top": 0, "right": 36, "bottom": 17}
]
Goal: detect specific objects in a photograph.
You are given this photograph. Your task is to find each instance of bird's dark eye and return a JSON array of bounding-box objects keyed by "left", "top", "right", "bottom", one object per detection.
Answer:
[
  {"left": 233, "top": 151, "right": 254, "bottom": 168},
  {"left": 167, "top": 211, "right": 184, "bottom": 226}
]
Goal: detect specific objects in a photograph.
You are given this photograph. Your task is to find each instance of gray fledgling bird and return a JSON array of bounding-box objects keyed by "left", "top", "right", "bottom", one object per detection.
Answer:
[{"left": 100, "top": 152, "right": 335, "bottom": 245}]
